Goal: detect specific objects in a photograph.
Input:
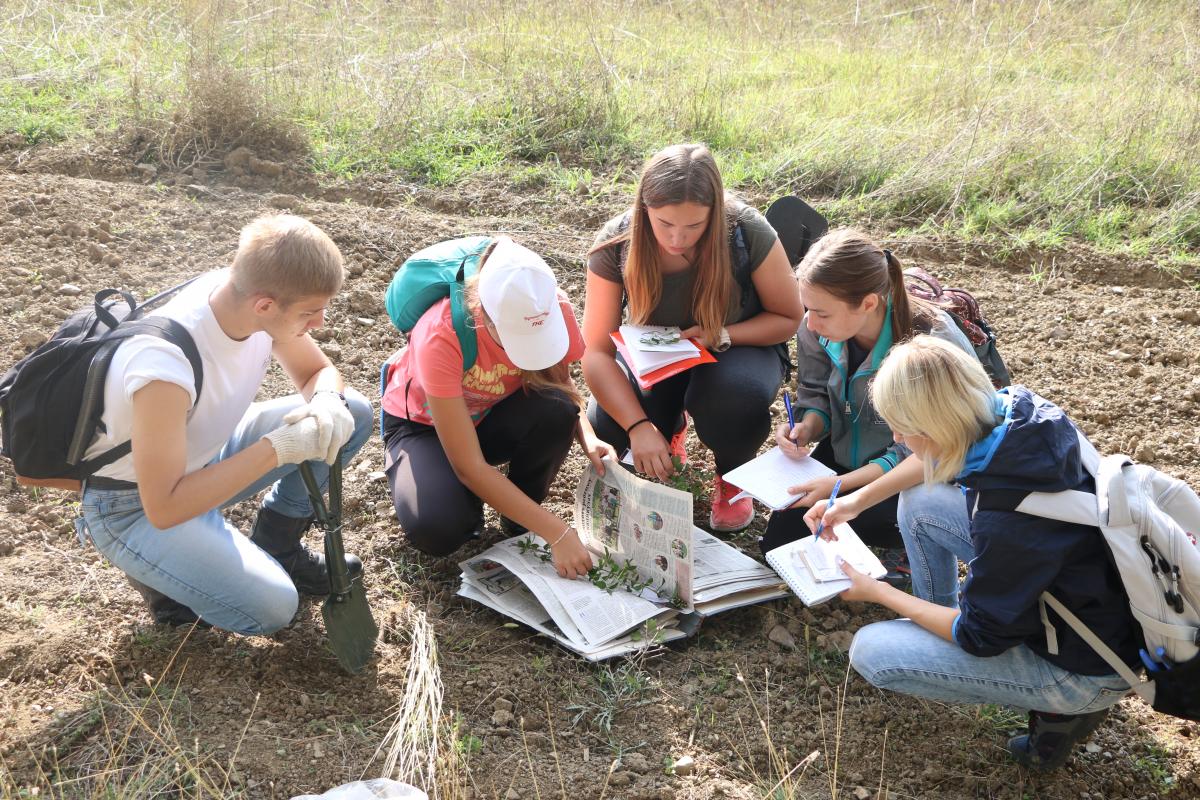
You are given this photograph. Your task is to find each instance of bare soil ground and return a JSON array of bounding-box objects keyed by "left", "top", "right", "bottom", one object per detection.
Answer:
[{"left": 1, "top": 144, "right": 1199, "bottom": 800}]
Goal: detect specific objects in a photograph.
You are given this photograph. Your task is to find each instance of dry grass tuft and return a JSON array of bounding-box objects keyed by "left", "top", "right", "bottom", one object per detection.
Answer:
[{"left": 372, "top": 601, "right": 470, "bottom": 800}]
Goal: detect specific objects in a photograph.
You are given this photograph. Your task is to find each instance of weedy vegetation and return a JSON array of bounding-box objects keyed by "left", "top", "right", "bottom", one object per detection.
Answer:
[{"left": 2, "top": 1, "right": 1199, "bottom": 255}]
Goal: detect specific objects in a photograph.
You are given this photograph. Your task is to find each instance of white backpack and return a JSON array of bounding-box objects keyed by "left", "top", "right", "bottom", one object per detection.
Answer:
[{"left": 1004, "top": 431, "right": 1200, "bottom": 719}]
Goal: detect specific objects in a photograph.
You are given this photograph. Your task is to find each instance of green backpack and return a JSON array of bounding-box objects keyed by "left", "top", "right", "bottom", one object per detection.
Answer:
[{"left": 384, "top": 235, "right": 493, "bottom": 371}]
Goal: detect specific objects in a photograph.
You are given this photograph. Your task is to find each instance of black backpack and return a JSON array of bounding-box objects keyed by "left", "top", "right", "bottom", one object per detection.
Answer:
[{"left": 0, "top": 280, "right": 203, "bottom": 487}]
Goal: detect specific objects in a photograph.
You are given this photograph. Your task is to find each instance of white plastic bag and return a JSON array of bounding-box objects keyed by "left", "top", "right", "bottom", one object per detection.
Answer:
[{"left": 290, "top": 778, "right": 429, "bottom": 800}]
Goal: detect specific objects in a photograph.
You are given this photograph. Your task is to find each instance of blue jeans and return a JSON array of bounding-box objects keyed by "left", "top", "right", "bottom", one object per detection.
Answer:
[
  {"left": 849, "top": 620, "right": 1130, "bottom": 713},
  {"left": 76, "top": 389, "right": 373, "bottom": 636},
  {"left": 897, "top": 481, "right": 973, "bottom": 608},
  {"left": 854, "top": 481, "right": 1130, "bottom": 713}
]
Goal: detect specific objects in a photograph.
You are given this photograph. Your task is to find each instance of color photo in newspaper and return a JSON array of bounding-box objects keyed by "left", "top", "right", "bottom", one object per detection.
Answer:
[{"left": 574, "top": 459, "right": 695, "bottom": 612}]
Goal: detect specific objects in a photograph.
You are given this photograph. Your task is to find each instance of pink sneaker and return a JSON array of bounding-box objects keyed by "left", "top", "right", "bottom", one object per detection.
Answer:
[
  {"left": 669, "top": 412, "right": 689, "bottom": 467},
  {"left": 710, "top": 474, "right": 754, "bottom": 532}
]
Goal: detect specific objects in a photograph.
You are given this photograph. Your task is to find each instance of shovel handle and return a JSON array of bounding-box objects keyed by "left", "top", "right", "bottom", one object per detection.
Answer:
[
  {"left": 298, "top": 458, "right": 354, "bottom": 599},
  {"left": 298, "top": 462, "right": 330, "bottom": 527}
]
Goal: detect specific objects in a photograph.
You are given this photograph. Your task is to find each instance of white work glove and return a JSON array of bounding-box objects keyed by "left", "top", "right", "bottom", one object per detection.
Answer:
[
  {"left": 263, "top": 415, "right": 329, "bottom": 467},
  {"left": 280, "top": 391, "right": 354, "bottom": 464}
]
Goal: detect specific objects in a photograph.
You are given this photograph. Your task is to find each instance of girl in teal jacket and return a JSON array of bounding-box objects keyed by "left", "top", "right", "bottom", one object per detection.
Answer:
[{"left": 761, "top": 229, "right": 973, "bottom": 562}]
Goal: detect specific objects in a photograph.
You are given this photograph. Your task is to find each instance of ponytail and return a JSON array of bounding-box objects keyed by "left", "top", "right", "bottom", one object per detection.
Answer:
[{"left": 883, "top": 248, "right": 914, "bottom": 343}]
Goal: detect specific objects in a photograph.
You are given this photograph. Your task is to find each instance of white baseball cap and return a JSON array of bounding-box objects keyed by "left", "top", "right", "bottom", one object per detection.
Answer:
[{"left": 477, "top": 237, "right": 569, "bottom": 371}]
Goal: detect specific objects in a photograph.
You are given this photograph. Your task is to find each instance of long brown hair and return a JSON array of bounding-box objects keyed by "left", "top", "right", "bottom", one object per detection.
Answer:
[
  {"left": 796, "top": 228, "right": 938, "bottom": 344},
  {"left": 592, "top": 143, "right": 733, "bottom": 345},
  {"left": 465, "top": 241, "right": 582, "bottom": 406}
]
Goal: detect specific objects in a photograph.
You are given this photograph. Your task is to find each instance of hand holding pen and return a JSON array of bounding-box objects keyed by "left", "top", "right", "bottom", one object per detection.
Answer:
[
  {"left": 775, "top": 391, "right": 813, "bottom": 460},
  {"left": 815, "top": 479, "right": 843, "bottom": 540}
]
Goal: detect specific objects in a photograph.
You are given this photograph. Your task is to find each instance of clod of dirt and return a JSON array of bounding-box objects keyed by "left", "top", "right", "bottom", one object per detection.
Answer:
[
  {"left": 1135, "top": 443, "right": 1157, "bottom": 462},
  {"left": 622, "top": 753, "right": 651, "bottom": 774},
  {"left": 249, "top": 156, "right": 283, "bottom": 177},
  {"left": 767, "top": 624, "right": 796, "bottom": 649},
  {"left": 819, "top": 630, "right": 855, "bottom": 653},
  {"left": 492, "top": 709, "right": 514, "bottom": 727},
  {"left": 223, "top": 146, "right": 254, "bottom": 171},
  {"left": 268, "top": 194, "right": 304, "bottom": 210},
  {"left": 58, "top": 284, "right": 81, "bottom": 296},
  {"left": 609, "top": 772, "right": 633, "bottom": 787}
]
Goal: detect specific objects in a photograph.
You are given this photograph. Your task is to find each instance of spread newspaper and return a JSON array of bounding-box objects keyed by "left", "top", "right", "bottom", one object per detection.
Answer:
[{"left": 458, "top": 460, "right": 788, "bottom": 660}]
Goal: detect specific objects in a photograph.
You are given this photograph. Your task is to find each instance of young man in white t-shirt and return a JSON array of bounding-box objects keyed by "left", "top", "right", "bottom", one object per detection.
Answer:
[{"left": 75, "top": 215, "right": 373, "bottom": 635}]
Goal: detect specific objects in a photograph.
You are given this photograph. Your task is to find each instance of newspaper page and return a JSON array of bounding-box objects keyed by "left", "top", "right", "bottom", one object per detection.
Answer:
[
  {"left": 574, "top": 460, "right": 696, "bottom": 612},
  {"left": 462, "top": 535, "right": 676, "bottom": 651},
  {"left": 457, "top": 571, "right": 687, "bottom": 661},
  {"left": 691, "top": 528, "right": 789, "bottom": 610}
]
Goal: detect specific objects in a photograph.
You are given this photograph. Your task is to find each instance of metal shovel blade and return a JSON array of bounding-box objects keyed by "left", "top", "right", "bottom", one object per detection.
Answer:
[
  {"left": 299, "top": 461, "right": 378, "bottom": 674},
  {"left": 321, "top": 576, "right": 378, "bottom": 674}
]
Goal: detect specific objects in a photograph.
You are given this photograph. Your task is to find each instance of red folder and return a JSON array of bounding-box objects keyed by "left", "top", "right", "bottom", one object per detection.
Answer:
[{"left": 610, "top": 331, "right": 718, "bottom": 390}]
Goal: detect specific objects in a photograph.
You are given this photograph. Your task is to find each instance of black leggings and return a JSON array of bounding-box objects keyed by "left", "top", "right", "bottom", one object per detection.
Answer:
[
  {"left": 759, "top": 439, "right": 902, "bottom": 553},
  {"left": 383, "top": 389, "right": 578, "bottom": 557},
  {"left": 587, "top": 344, "right": 786, "bottom": 475}
]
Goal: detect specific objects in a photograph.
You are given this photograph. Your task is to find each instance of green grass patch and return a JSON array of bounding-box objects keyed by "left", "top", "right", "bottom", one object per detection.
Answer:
[{"left": 3, "top": 1, "right": 1199, "bottom": 258}]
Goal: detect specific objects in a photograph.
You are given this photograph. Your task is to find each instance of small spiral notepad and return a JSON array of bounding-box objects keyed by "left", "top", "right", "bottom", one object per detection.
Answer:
[{"left": 764, "top": 524, "right": 887, "bottom": 606}]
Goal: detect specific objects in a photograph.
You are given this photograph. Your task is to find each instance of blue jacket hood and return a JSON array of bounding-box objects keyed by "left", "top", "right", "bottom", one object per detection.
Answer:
[{"left": 957, "top": 386, "right": 1088, "bottom": 494}]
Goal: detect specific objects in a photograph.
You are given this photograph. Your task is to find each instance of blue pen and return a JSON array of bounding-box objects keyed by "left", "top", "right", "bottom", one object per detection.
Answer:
[
  {"left": 1156, "top": 646, "right": 1174, "bottom": 670},
  {"left": 783, "top": 390, "right": 796, "bottom": 429},
  {"left": 815, "top": 478, "right": 843, "bottom": 538}
]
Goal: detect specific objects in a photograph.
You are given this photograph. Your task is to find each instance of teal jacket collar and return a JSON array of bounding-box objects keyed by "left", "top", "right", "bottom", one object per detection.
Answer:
[{"left": 820, "top": 298, "right": 895, "bottom": 371}]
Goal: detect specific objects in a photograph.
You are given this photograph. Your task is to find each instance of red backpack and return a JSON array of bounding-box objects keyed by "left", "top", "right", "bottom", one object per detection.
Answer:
[{"left": 904, "top": 267, "right": 1011, "bottom": 388}]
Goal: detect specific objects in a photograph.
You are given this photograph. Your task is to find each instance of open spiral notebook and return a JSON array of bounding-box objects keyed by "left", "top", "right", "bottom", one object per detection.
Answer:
[{"left": 764, "top": 523, "right": 887, "bottom": 606}]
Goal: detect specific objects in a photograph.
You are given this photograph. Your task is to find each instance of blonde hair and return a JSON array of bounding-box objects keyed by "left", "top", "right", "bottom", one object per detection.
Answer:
[
  {"left": 798, "top": 228, "right": 938, "bottom": 343},
  {"left": 231, "top": 215, "right": 344, "bottom": 305},
  {"left": 591, "top": 143, "right": 733, "bottom": 345},
  {"left": 871, "top": 336, "right": 997, "bottom": 483},
  {"left": 465, "top": 242, "right": 582, "bottom": 407}
]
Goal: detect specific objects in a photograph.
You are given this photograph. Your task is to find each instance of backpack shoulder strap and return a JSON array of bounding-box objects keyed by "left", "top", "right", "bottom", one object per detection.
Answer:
[
  {"left": 71, "top": 318, "right": 204, "bottom": 475},
  {"left": 982, "top": 430, "right": 1108, "bottom": 527},
  {"left": 1040, "top": 592, "right": 1153, "bottom": 702},
  {"left": 730, "top": 222, "right": 752, "bottom": 289},
  {"left": 450, "top": 241, "right": 489, "bottom": 372}
]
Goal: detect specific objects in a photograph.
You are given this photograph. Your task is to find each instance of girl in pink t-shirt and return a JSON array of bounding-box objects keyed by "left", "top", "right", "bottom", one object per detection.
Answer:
[{"left": 382, "top": 237, "right": 613, "bottom": 578}]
